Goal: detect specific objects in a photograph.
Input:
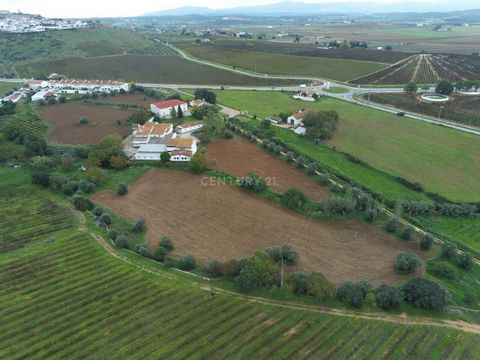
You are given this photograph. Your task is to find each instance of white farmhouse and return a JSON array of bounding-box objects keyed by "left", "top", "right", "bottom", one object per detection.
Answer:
[
  {"left": 175, "top": 121, "right": 203, "bottom": 134},
  {"left": 287, "top": 110, "right": 307, "bottom": 126},
  {"left": 132, "top": 123, "right": 174, "bottom": 147},
  {"left": 150, "top": 99, "right": 188, "bottom": 118},
  {"left": 166, "top": 137, "right": 197, "bottom": 155}
]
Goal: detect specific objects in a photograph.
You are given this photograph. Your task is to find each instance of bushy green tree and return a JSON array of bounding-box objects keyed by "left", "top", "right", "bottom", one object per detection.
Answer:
[
  {"left": 441, "top": 242, "right": 457, "bottom": 259},
  {"left": 436, "top": 81, "right": 454, "bottom": 95},
  {"left": 375, "top": 285, "right": 402, "bottom": 310},
  {"left": 131, "top": 218, "right": 146, "bottom": 233},
  {"left": 404, "top": 82, "right": 418, "bottom": 94},
  {"left": 402, "top": 278, "right": 447, "bottom": 310},
  {"left": 238, "top": 173, "right": 267, "bottom": 193},
  {"left": 117, "top": 183, "right": 128, "bottom": 196},
  {"left": 114, "top": 235, "right": 129, "bottom": 248},
  {"left": 235, "top": 252, "right": 278, "bottom": 291},
  {"left": 401, "top": 225, "right": 415, "bottom": 240},
  {"left": 429, "top": 261, "right": 456, "bottom": 280},
  {"left": 206, "top": 260, "right": 223, "bottom": 278},
  {"left": 281, "top": 189, "right": 307, "bottom": 210},
  {"left": 394, "top": 252, "right": 422, "bottom": 274},
  {"left": 179, "top": 255, "right": 196, "bottom": 270},
  {"left": 159, "top": 236, "right": 174, "bottom": 251},
  {"left": 457, "top": 253, "right": 473, "bottom": 270},
  {"left": 72, "top": 195, "right": 94, "bottom": 212},
  {"left": 99, "top": 213, "right": 112, "bottom": 226},
  {"left": 337, "top": 281, "right": 370, "bottom": 308},
  {"left": 420, "top": 233, "right": 434, "bottom": 250}
]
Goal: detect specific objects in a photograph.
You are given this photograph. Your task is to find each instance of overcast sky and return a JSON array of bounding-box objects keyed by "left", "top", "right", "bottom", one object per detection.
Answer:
[{"left": 0, "top": 0, "right": 473, "bottom": 18}]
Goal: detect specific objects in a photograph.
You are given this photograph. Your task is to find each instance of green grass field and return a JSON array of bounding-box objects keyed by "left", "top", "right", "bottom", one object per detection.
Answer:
[
  {"left": 177, "top": 42, "right": 387, "bottom": 81},
  {"left": 1, "top": 178, "right": 479, "bottom": 358},
  {"left": 0, "top": 81, "right": 23, "bottom": 96},
  {"left": 213, "top": 90, "right": 480, "bottom": 202},
  {"left": 16, "top": 55, "right": 296, "bottom": 86}
]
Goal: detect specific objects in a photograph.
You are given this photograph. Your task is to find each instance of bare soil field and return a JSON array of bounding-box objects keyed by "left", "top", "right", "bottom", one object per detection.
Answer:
[
  {"left": 36, "top": 103, "right": 132, "bottom": 145},
  {"left": 92, "top": 169, "right": 425, "bottom": 285},
  {"left": 94, "top": 93, "right": 157, "bottom": 108},
  {"left": 207, "top": 137, "right": 330, "bottom": 201}
]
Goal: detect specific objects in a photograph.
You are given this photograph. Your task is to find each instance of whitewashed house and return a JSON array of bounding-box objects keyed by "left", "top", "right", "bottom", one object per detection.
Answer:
[
  {"left": 175, "top": 121, "right": 203, "bottom": 134},
  {"left": 26, "top": 79, "right": 48, "bottom": 89},
  {"left": 166, "top": 137, "right": 197, "bottom": 155},
  {"left": 287, "top": 110, "right": 307, "bottom": 126},
  {"left": 150, "top": 99, "right": 188, "bottom": 118},
  {"left": 293, "top": 89, "right": 318, "bottom": 102}
]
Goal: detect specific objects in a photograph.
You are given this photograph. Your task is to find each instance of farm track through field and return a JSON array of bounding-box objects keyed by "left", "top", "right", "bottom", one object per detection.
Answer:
[{"left": 66, "top": 207, "right": 480, "bottom": 335}]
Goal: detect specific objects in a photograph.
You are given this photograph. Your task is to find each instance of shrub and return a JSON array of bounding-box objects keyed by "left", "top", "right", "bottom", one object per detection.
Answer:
[
  {"left": 223, "top": 130, "right": 233, "bottom": 139},
  {"left": 79, "top": 117, "right": 89, "bottom": 125},
  {"left": 281, "top": 189, "right": 307, "bottom": 210},
  {"left": 114, "top": 235, "right": 128, "bottom": 248},
  {"left": 286, "top": 151, "right": 296, "bottom": 162},
  {"left": 153, "top": 246, "right": 168, "bottom": 262},
  {"left": 375, "top": 285, "right": 402, "bottom": 310},
  {"left": 72, "top": 195, "right": 94, "bottom": 212},
  {"left": 108, "top": 228, "right": 119, "bottom": 240},
  {"left": 402, "top": 278, "right": 447, "bottom": 310},
  {"left": 401, "top": 225, "right": 415, "bottom": 241},
  {"left": 78, "top": 180, "right": 95, "bottom": 194},
  {"left": 305, "top": 272, "right": 336, "bottom": 301},
  {"left": 318, "top": 173, "right": 330, "bottom": 186},
  {"left": 99, "top": 213, "right": 112, "bottom": 226},
  {"left": 420, "top": 233, "right": 434, "bottom": 250},
  {"left": 93, "top": 206, "right": 104, "bottom": 217},
  {"left": 457, "top": 253, "right": 473, "bottom": 271},
  {"left": 394, "top": 252, "right": 422, "bottom": 274},
  {"left": 441, "top": 242, "right": 457, "bottom": 259},
  {"left": 160, "top": 152, "right": 171, "bottom": 162},
  {"left": 206, "top": 260, "right": 223, "bottom": 278},
  {"left": 364, "top": 209, "right": 377, "bottom": 223},
  {"left": 220, "top": 259, "right": 242, "bottom": 278},
  {"left": 386, "top": 217, "right": 398, "bottom": 233},
  {"left": 238, "top": 173, "right": 267, "bottom": 193},
  {"left": 235, "top": 252, "right": 278, "bottom": 291},
  {"left": 287, "top": 272, "right": 309, "bottom": 295},
  {"left": 429, "top": 262, "right": 456, "bottom": 280},
  {"left": 178, "top": 255, "right": 196, "bottom": 271},
  {"left": 117, "top": 183, "right": 128, "bottom": 196},
  {"left": 131, "top": 218, "right": 146, "bottom": 233},
  {"left": 135, "top": 244, "right": 152, "bottom": 258},
  {"left": 159, "top": 236, "right": 174, "bottom": 252},
  {"left": 336, "top": 282, "right": 368, "bottom": 308},
  {"left": 307, "top": 162, "right": 318, "bottom": 175}
]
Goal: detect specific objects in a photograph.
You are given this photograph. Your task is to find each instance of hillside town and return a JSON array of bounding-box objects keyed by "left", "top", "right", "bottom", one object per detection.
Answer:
[{"left": 0, "top": 11, "right": 88, "bottom": 33}]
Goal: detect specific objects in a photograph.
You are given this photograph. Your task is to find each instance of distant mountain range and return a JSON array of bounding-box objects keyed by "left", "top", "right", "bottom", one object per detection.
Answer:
[{"left": 143, "top": 1, "right": 479, "bottom": 16}]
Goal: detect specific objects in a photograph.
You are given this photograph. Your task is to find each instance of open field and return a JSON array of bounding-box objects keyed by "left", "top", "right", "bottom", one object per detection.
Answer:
[
  {"left": 15, "top": 54, "right": 297, "bottom": 86},
  {"left": 190, "top": 40, "right": 410, "bottom": 63},
  {"left": 0, "top": 81, "right": 23, "bottom": 96},
  {"left": 352, "top": 53, "right": 480, "bottom": 84},
  {"left": 365, "top": 93, "right": 480, "bottom": 128},
  {"left": 176, "top": 42, "right": 388, "bottom": 81},
  {"left": 214, "top": 90, "right": 480, "bottom": 202},
  {"left": 206, "top": 137, "right": 330, "bottom": 201},
  {"left": 92, "top": 93, "right": 158, "bottom": 108},
  {"left": 2, "top": 188, "right": 478, "bottom": 358},
  {"left": 36, "top": 103, "right": 132, "bottom": 145},
  {"left": 93, "top": 169, "right": 425, "bottom": 285}
]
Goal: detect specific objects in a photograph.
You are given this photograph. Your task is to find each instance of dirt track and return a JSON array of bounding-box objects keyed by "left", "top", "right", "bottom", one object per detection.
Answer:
[
  {"left": 92, "top": 169, "right": 426, "bottom": 285},
  {"left": 207, "top": 137, "right": 330, "bottom": 201},
  {"left": 37, "top": 103, "right": 132, "bottom": 145}
]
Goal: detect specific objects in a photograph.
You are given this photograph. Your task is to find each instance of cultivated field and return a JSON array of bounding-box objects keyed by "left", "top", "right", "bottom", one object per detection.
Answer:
[
  {"left": 93, "top": 93, "right": 158, "bottom": 108},
  {"left": 15, "top": 55, "right": 297, "bottom": 86},
  {"left": 177, "top": 42, "right": 387, "bottom": 81},
  {"left": 206, "top": 137, "right": 330, "bottom": 201},
  {"left": 352, "top": 53, "right": 480, "bottom": 84},
  {"left": 93, "top": 169, "right": 424, "bottom": 285},
  {"left": 214, "top": 90, "right": 480, "bottom": 202},
  {"left": 0, "top": 105, "right": 48, "bottom": 138},
  {"left": 365, "top": 93, "right": 480, "bottom": 128},
  {"left": 36, "top": 103, "right": 132, "bottom": 145},
  {"left": 192, "top": 40, "right": 410, "bottom": 63}
]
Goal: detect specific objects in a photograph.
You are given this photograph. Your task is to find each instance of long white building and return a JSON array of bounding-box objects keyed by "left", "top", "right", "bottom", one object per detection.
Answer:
[{"left": 26, "top": 79, "right": 129, "bottom": 93}]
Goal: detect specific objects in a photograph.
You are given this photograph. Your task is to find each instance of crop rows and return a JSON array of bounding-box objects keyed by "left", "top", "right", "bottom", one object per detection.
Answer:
[
  {"left": 1, "top": 189, "right": 479, "bottom": 358},
  {"left": 0, "top": 106, "right": 48, "bottom": 138},
  {"left": 353, "top": 53, "right": 480, "bottom": 85}
]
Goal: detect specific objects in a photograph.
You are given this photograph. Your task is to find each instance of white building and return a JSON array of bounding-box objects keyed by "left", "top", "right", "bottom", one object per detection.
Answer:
[
  {"left": 31, "top": 90, "right": 56, "bottom": 102},
  {"left": 170, "top": 150, "right": 194, "bottom": 162},
  {"left": 175, "top": 121, "right": 203, "bottom": 134},
  {"left": 26, "top": 79, "right": 129, "bottom": 93},
  {"left": 166, "top": 137, "right": 197, "bottom": 155},
  {"left": 134, "top": 144, "right": 167, "bottom": 161},
  {"left": 134, "top": 136, "right": 197, "bottom": 162},
  {"left": 287, "top": 110, "right": 307, "bottom": 126},
  {"left": 293, "top": 90, "right": 318, "bottom": 102},
  {"left": 132, "top": 123, "right": 174, "bottom": 147},
  {"left": 26, "top": 80, "right": 48, "bottom": 90},
  {"left": 150, "top": 99, "right": 188, "bottom": 118}
]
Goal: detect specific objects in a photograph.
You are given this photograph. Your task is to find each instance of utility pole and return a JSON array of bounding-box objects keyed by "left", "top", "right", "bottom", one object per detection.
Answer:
[{"left": 438, "top": 105, "right": 444, "bottom": 120}]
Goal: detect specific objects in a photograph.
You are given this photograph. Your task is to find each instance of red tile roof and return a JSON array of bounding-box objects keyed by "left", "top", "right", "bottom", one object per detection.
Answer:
[{"left": 152, "top": 99, "right": 185, "bottom": 110}]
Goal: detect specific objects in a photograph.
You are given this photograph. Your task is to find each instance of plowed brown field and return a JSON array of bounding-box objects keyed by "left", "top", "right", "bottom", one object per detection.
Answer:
[
  {"left": 92, "top": 169, "right": 425, "bottom": 285},
  {"left": 207, "top": 137, "right": 330, "bottom": 201},
  {"left": 36, "top": 103, "right": 132, "bottom": 145}
]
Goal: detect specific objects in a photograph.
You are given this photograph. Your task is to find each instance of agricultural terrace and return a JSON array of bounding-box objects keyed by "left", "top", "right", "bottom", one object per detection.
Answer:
[
  {"left": 2, "top": 189, "right": 478, "bottom": 358},
  {"left": 365, "top": 93, "right": 480, "bottom": 128},
  {"left": 352, "top": 54, "right": 480, "bottom": 85},
  {"left": 206, "top": 137, "right": 330, "bottom": 201},
  {"left": 176, "top": 42, "right": 388, "bottom": 82},
  {"left": 93, "top": 169, "right": 425, "bottom": 285},
  {"left": 213, "top": 90, "right": 480, "bottom": 202},
  {"left": 0, "top": 105, "right": 48, "bottom": 138},
  {"left": 36, "top": 103, "right": 132, "bottom": 145},
  {"left": 15, "top": 55, "right": 298, "bottom": 86}
]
